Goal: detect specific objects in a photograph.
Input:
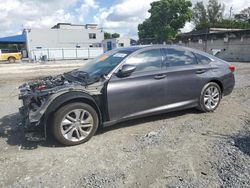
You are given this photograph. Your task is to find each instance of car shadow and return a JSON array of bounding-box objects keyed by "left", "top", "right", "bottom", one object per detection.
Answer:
[
  {"left": 0, "top": 113, "right": 59, "bottom": 150},
  {"left": 0, "top": 109, "right": 201, "bottom": 150},
  {"left": 96, "top": 108, "right": 201, "bottom": 134},
  {"left": 196, "top": 119, "right": 250, "bottom": 157},
  {"left": 232, "top": 119, "right": 250, "bottom": 156}
]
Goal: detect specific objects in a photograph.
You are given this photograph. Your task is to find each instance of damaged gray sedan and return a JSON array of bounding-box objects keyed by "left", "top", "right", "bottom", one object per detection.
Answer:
[{"left": 19, "top": 45, "right": 235, "bottom": 146}]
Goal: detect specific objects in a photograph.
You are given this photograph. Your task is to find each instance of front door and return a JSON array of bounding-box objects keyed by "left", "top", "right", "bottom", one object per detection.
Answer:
[{"left": 107, "top": 48, "right": 168, "bottom": 121}]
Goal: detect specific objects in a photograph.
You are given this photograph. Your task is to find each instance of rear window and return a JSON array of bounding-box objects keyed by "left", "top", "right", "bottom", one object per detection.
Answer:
[{"left": 194, "top": 53, "right": 212, "bottom": 65}]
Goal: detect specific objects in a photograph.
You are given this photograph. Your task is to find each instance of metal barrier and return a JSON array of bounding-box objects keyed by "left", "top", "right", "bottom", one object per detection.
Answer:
[{"left": 31, "top": 48, "right": 103, "bottom": 61}]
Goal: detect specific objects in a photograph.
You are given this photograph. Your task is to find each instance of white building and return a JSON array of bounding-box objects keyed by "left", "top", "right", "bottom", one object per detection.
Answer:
[
  {"left": 102, "top": 37, "right": 131, "bottom": 52},
  {"left": 24, "top": 23, "right": 104, "bottom": 60}
]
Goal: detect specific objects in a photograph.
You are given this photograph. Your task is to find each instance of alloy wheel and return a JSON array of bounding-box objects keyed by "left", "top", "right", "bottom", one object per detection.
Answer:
[
  {"left": 203, "top": 86, "right": 220, "bottom": 110},
  {"left": 60, "top": 109, "right": 94, "bottom": 142}
]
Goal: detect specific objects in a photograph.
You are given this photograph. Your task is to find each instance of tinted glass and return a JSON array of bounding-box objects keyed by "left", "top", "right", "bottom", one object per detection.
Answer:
[
  {"left": 164, "top": 48, "right": 197, "bottom": 67},
  {"left": 1, "top": 49, "right": 19, "bottom": 53},
  {"left": 125, "top": 49, "right": 162, "bottom": 73},
  {"left": 194, "top": 53, "right": 212, "bottom": 64},
  {"left": 79, "top": 50, "right": 132, "bottom": 77},
  {"left": 1, "top": 50, "right": 8, "bottom": 53}
]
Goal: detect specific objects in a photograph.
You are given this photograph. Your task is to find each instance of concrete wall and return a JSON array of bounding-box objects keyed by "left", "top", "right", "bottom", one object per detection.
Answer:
[
  {"left": 25, "top": 28, "right": 104, "bottom": 53},
  {"left": 179, "top": 34, "right": 250, "bottom": 62}
]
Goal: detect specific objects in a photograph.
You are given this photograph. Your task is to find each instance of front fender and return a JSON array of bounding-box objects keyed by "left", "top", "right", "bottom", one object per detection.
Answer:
[
  {"left": 29, "top": 90, "right": 101, "bottom": 124},
  {"left": 45, "top": 91, "right": 100, "bottom": 116}
]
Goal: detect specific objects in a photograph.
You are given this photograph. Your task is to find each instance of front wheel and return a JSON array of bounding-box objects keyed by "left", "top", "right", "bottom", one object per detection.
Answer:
[
  {"left": 52, "top": 102, "right": 99, "bottom": 146},
  {"left": 198, "top": 82, "right": 222, "bottom": 112},
  {"left": 8, "top": 57, "right": 16, "bottom": 63}
]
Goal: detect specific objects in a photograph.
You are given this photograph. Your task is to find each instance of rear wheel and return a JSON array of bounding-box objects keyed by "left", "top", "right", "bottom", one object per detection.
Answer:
[
  {"left": 8, "top": 57, "right": 16, "bottom": 63},
  {"left": 52, "top": 102, "right": 99, "bottom": 146},
  {"left": 198, "top": 82, "right": 222, "bottom": 112}
]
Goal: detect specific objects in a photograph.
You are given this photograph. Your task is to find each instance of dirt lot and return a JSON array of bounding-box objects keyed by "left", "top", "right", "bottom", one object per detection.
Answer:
[{"left": 0, "top": 61, "right": 250, "bottom": 187}]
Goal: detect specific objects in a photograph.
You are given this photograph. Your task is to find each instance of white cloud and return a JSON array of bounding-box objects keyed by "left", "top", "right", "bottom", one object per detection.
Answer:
[
  {"left": 23, "top": 10, "right": 76, "bottom": 29},
  {"left": 94, "top": 0, "right": 250, "bottom": 37},
  {"left": 0, "top": 0, "right": 249, "bottom": 38},
  {"left": 181, "top": 22, "right": 195, "bottom": 33},
  {"left": 76, "top": 0, "right": 99, "bottom": 22},
  {"left": 0, "top": 0, "right": 96, "bottom": 37},
  {"left": 94, "top": 0, "right": 154, "bottom": 38}
]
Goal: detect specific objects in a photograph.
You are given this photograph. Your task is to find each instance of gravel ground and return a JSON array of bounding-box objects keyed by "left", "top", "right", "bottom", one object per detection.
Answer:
[{"left": 0, "top": 61, "right": 250, "bottom": 187}]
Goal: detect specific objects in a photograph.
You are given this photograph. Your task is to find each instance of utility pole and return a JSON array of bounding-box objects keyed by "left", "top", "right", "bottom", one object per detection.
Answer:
[{"left": 229, "top": 7, "right": 233, "bottom": 29}]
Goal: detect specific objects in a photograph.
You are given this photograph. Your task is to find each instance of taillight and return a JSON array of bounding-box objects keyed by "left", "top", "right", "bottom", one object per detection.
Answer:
[{"left": 229, "top": 65, "right": 235, "bottom": 72}]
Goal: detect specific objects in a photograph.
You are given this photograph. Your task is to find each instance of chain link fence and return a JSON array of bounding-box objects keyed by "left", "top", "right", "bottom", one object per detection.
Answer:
[{"left": 31, "top": 48, "right": 103, "bottom": 61}]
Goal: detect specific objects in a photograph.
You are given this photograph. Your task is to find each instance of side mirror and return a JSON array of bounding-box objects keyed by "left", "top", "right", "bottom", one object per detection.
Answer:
[{"left": 116, "top": 64, "right": 136, "bottom": 78}]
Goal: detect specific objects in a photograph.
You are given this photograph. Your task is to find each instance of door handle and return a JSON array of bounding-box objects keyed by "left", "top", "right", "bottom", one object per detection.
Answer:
[
  {"left": 196, "top": 69, "right": 206, "bottom": 74},
  {"left": 154, "top": 74, "right": 167, "bottom": 80}
]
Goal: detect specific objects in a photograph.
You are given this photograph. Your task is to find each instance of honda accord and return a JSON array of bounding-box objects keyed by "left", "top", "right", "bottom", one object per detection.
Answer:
[{"left": 19, "top": 45, "right": 235, "bottom": 145}]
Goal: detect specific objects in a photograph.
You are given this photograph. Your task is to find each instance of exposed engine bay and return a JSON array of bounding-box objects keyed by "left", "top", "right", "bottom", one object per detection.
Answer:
[{"left": 18, "top": 70, "right": 104, "bottom": 139}]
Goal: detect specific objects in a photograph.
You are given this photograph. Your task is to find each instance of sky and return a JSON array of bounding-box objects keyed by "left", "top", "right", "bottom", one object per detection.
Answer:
[{"left": 0, "top": 0, "right": 249, "bottom": 39}]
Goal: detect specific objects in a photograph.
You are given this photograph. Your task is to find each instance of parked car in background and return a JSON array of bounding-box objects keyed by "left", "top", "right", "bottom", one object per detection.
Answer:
[
  {"left": 18, "top": 45, "right": 235, "bottom": 146},
  {"left": 0, "top": 49, "right": 22, "bottom": 63}
]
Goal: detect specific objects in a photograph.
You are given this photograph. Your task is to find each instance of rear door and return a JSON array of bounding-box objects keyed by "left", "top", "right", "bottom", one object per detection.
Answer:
[
  {"left": 162, "top": 47, "right": 209, "bottom": 105},
  {"left": 107, "top": 48, "right": 168, "bottom": 121}
]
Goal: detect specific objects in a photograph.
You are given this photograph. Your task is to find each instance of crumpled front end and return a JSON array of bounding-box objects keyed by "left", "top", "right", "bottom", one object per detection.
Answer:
[
  {"left": 19, "top": 84, "right": 51, "bottom": 140},
  {"left": 18, "top": 75, "right": 69, "bottom": 139},
  {"left": 18, "top": 72, "right": 104, "bottom": 140}
]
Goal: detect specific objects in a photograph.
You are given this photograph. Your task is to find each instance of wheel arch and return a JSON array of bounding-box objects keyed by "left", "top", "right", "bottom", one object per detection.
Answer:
[
  {"left": 208, "top": 79, "right": 223, "bottom": 94},
  {"left": 43, "top": 92, "right": 103, "bottom": 137},
  {"left": 8, "top": 56, "right": 16, "bottom": 60}
]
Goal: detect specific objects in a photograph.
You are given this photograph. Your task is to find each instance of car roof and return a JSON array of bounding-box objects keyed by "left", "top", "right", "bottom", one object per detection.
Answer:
[
  {"left": 117, "top": 44, "right": 195, "bottom": 52},
  {"left": 115, "top": 45, "right": 219, "bottom": 62},
  {"left": 121, "top": 44, "right": 213, "bottom": 55}
]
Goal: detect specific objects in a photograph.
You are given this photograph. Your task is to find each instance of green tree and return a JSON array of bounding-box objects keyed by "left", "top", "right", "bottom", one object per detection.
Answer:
[
  {"left": 214, "top": 19, "right": 250, "bottom": 29},
  {"left": 111, "top": 33, "right": 120, "bottom": 38},
  {"left": 104, "top": 32, "right": 120, "bottom": 39},
  {"left": 138, "top": 0, "right": 192, "bottom": 44},
  {"left": 235, "top": 7, "right": 250, "bottom": 23},
  {"left": 138, "top": 19, "right": 156, "bottom": 44},
  {"left": 104, "top": 32, "right": 111, "bottom": 39},
  {"left": 192, "top": 2, "right": 208, "bottom": 29},
  {"left": 192, "top": 0, "right": 224, "bottom": 29},
  {"left": 207, "top": 0, "right": 224, "bottom": 26}
]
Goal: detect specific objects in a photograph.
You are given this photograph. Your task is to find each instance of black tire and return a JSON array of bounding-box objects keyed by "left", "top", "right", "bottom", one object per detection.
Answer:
[
  {"left": 198, "top": 82, "right": 222, "bottom": 112},
  {"left": 8, "top": 57, "right": 16, "bottom": 63},
  {"left": 52, "top": 102, "right": 99, "bottom": 146}
]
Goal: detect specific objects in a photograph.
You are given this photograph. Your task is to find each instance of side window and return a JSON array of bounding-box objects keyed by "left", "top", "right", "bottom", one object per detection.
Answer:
[
  {"left": 125, "top": 49, "right": 162, "bottom": 74},
  {"left": 194, "top": 53, "right": 212, "bottom": 65},
  {"left": 164, "top": 48, "right": 197, "bottom": 67},
  {"left": 1, "top": 49, "right": 8, "bottom": 53}
]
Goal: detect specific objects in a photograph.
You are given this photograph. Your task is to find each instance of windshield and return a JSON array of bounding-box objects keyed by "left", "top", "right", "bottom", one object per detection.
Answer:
[{"left": 79, "top": 50, "right": 133, "bottom": 77}]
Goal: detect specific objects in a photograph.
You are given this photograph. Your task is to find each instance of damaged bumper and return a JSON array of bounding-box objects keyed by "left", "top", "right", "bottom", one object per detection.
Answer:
[
  {"left": 19, "top": 105, "right": 41, "bottom": 130},
  {"left": 19, "top": 104, "right": 46, "bottom": 141},
  {"left": 18, "top": 82, "right": 50, "bottom": 140}
]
